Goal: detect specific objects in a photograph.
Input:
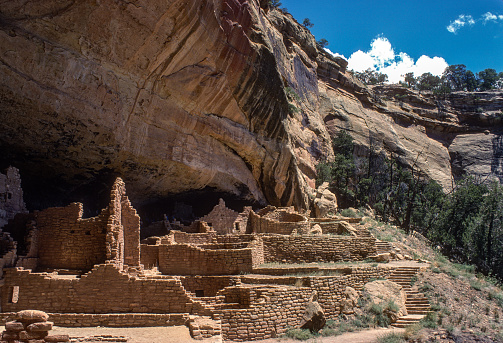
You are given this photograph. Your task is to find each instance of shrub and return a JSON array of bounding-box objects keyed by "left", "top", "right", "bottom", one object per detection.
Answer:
[
  {"left": 284, "top": 328, "right": 315, "bottom": 340},
  {"left": 377, "top": 332, "right": 406, "bottom": 343},
  {"left": 470, "top": 279, "right": 483, "bottom": 291},
  {"left": 420, "top": 312, "right": 438, "bottom": 329},
  {"left": 340, "top": 208, "right": 357, "bottom": 217}
]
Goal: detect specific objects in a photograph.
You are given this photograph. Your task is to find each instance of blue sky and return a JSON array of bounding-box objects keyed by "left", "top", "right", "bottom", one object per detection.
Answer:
[{"left": 281, "top": 0, "right": 503, "bottom": 82}]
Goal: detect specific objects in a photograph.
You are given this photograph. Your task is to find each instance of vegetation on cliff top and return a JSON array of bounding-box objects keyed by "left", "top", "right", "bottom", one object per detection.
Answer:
[{"left": 354, "top": 64, "right": 503, "bottom": 94}]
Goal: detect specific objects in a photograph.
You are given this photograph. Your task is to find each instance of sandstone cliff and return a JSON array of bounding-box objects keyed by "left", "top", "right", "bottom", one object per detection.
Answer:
[{"left": 0, "top": 0, "right": 501, "bottom": 214}]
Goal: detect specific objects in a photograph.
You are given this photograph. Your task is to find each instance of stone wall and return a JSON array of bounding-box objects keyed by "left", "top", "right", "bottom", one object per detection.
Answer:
[
  {"left": 170, "top": 231, "right": 217, "bottom": 245},
  {"left": 1, "top": 264, "right": 203, "bottom": 315},
  {"left": 140, "top": 244, "right": 159, "bottom": 269},
  {"left": 262, "top": 235, "right": 377, "bottom": 263},
  {"left": 0, "top": 166, "right": 27, "bottom": 228},
  {"left": 199, "top": 199, "right": 239, "bottom": 235},
  {"left": 216, "top": 286, "right": 311, "bottom": 341},
  {"left": 0, "top": 313, "right": 189, "bottom": 328},
  {"left": 180, "top": 276, "right": 237, "bottom": 297},
  {"left": 158, "top": 244, "right": 260, "bottom": 275},
  {"left": 239, "top": 266, "right": 393, "bottom": 318},
  {"left": 37, "top": 203, "right": 108, "bottom": 271},
  {"left": 105, "top": 178, "right": 141, "bottom": 270},
  {"left": 247, "top": 209, "right": 310, "bottom": 235}
]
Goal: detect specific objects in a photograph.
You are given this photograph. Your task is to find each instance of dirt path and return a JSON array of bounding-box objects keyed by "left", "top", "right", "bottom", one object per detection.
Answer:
[
  {"left": 44, "top": 326, "right": 404, "bottom": 343},
  {"left": 256, "top": 327, "right": 405, "bottom": 343}
]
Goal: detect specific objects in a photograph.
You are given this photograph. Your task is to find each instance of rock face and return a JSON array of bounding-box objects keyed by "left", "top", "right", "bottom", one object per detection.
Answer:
[
  {"left": 0, "top": 0, "right": 501, "bottom": 213},
  {"left": 312, "top": 182, "right": 337, "bottom": 218},
  {"left": 0, "top": 0, "right": 335, "bottom": 210}
]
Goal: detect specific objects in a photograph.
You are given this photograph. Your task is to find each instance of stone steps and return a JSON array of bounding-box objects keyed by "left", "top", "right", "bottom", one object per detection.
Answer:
[
  {"left": 392, "top": 314, "right": 426, "bottom": 328},
  {"left": 388, "top": 267, "right": 431, "bottom": 328},
  {"left": 375, "top": 241, "right": 393, "bottom": 254}
]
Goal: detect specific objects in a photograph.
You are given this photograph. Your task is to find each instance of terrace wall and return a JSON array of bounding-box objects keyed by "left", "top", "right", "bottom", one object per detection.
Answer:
[
  {"left": 262, "top": 235, "right": 377, "bottom": 263},
  {"left": 157, "top": 243, "right": 261, "bottom": 275},
  {"left": 1, "top": 264, "right": 203, "bottom": 314},
  {"left": 216, "top": 287, "right": 312, "bottom": 341}
]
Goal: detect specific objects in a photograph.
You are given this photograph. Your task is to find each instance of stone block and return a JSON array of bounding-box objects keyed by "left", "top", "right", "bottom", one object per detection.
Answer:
[
  {"left": 15, "top": 310, "right": 49, "bottom": 324},
  {"left": 44, "top": 334, "right": 70, "bottom": 342},
  {"left": 27, "top": 322, "right": 53, "bottom": 332},
  {"left": 5, "top": 321, "right": 25, "bottom": 332},
  {"left": 2, "top": 331, "right": 19, "bottom": 340},
  {"left": 19, "top": 330, "right": 48, "bottom": 340}
]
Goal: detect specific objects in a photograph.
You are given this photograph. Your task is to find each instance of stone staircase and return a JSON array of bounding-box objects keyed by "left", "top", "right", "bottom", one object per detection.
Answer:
[
  {"left": 387, "top": 267, "right": 431, "bottom": 328},
  {"left": 375, "top": 240, "right": 393, "bottom": 254}
]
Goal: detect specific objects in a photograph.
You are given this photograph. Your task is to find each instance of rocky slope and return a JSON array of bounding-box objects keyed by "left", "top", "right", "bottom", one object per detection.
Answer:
[{"left": 0, "top": 0, "right": 501, "bottom": 214}]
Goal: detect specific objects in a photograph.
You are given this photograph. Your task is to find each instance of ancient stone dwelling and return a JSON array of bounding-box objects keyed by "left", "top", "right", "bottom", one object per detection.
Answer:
[
  {"left": 0, "top": 167, "right": 27, "bottom": 229},
  {"left": 0, "top": 178, "right": 403, "bottom": 341}
]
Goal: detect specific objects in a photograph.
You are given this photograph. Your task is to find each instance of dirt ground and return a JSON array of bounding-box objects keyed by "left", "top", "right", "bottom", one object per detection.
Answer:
[{"left": 24, "top": 325, "right": 405, "bottom": 343}]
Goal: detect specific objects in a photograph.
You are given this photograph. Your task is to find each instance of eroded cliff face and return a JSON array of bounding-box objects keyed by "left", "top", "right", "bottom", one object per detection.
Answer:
[
  {"left": 0, "top": 0, "right": 501, "bottom": 214},
  {"left": 0, "top": 0, "right": 339, "bottom": 210}
]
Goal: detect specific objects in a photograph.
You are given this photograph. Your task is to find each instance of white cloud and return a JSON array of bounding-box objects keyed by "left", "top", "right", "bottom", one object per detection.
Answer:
[
  {"left": 347, "top": 50, "right": 376, "bottom": 72},
  {"left": 447, "top": 14, "right": 475, "bottom": 34},
  {"left": 331, "top": 36, "right": 448, "bottom": 84},
  {"left": 324, "top": 48, "right": 346, "bottom": 60},
  {"left": 447, "top": 12, "right": 503, "bottom": 33},
  {"left": 483, "top": 12, "right": 498, "bottom": 22}
]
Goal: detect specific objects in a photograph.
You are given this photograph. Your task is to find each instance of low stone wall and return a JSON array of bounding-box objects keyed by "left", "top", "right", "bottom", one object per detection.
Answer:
[
  {"left": 262, "top": 235, "right": 377, "bottom": 263},
  {"left": 140, "top": 244, "right": 159, "bottom": 268},
  {"left": 216, "top": 235, "right": 256, "bottom": 243},
  {"left": 247, "top": 210, "right": 310, "bottom": 235},
  {"left": 217, "top": 287, "right": 311, "bottom": 341},
  {"left": 241, "top": 266, "right": 393, "bottom": 318},
  {"left": 170, "top": 231, "right": 217, "bottom": 245},
  {"left": 1, "top": 264, "right": 202, "bottom": 314},
  {"left": 180, "top": 276, "right": 236, "bottom": 297},
  {"left": 158, "top": 244, "right": 259, "bottom": 275},
  {"left": 0, "top": 313, "right": 189, "bottom": 327}
]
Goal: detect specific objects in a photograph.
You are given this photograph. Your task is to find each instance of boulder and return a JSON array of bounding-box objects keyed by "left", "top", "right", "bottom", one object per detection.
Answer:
[
  {"left": 27, "top": 321, "right": 53, "bottom": 332},
  {"left": 15, "top": 310, "right": 49, "bottom": 324},
  {"left": 300, "top": 291, "right": 326, "bottom": 332},
  {"left": 44, "top": 334, "right": 70, "bottom": 342},
  {"left": 369, "top": 253, "right": 391, "bottom": 263},
  {"left": 309, "top": 224, "right": 323, "bottom": 235},
  {"left": 340, "top": 286, "right": 359, "bottom": 315},
  {"left": 362, "top": 280, "right": 407, "bottom": 322},
  {"left": 5, "top": 320, "right": 24, "bottom": 332},
  {"left": 338, "top": 221, "right": 358, "bottom": 236},
  {"left": 19, "top": 330, "right": 48, "bottom": 340},
  {"left": 313, "top": 182, "right": 338, "bottom": 218}
]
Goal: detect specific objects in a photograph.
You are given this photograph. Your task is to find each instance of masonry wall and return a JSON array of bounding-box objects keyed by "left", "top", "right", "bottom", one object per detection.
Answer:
[
  {"left": 1, "top": 264, "right": 202, "bottom": 314},
  {"left": 0, "top": 313, "right": 189, "bottom": 328},
  {"left": 247, "top": 210, "right": 310, "bottom": 235},
  {"left": 0, "top": 166, "right": 27, "bottom": 228},
  {"left": 240, "top": 266, "right": 393, "bottom": 319},
  {"left": 180, "top": 276, "right": 236, "bottom": 297},
  {"left": 217, "top": 287, "right": 311, "bottom": 341},
  {"left": 170, "top": 231, "right": 217, "bottom": 245},
  {"left": 262, "top": 235, "right": 377, "bottom": 263},
  {"left": 140, "top": 244, "right": 159, "bottom": 269},
  {"left": 158, "top": 244, "right": 258, "bottom": 275},
  {"left": 37, "top": 203, "right": 107, "bottom": 271},
  {"left": 199, "top": 199, "right": 239, "bottom": 235},
  {"left": 105, "top": 178, "right": 141, "bottom": 269}
]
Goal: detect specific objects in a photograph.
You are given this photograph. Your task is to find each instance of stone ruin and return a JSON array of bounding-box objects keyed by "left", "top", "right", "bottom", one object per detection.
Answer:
[
  {"left": 0, "top": 177, "right": 423, "bottom": 342},
  {"left": 0, "top": 167, "right": 27, "bottom": 229}
]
